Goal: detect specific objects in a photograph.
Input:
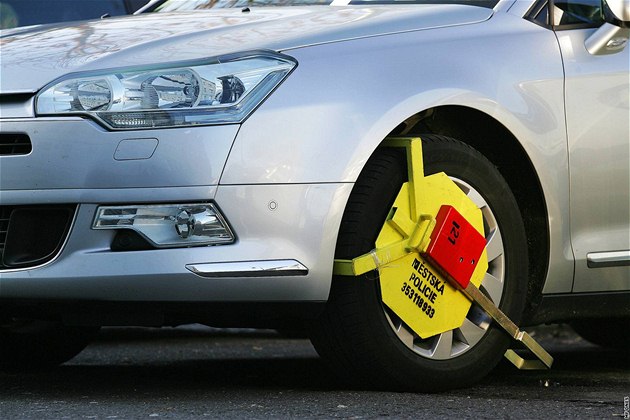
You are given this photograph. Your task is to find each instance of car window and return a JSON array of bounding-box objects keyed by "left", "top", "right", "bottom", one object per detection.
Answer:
[
  {"left": 527, "top": 0, "right": 549, "bottom": 25},
  {"left": 0, "top": 0, "right": 130, "bottom": 29},
  {"left": 552, "top": 0, "right": 604, "bottom": 26}
]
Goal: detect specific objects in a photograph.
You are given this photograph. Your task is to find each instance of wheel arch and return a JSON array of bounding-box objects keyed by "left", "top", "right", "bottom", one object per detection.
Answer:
[{"left": 374, "top": 105, "right": 550, "bottom": 321}]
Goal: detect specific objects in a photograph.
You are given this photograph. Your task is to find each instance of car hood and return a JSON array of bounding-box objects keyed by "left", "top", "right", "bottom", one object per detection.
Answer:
[{"left": 0, "top": 5, "right": 492, "bottom": 93}]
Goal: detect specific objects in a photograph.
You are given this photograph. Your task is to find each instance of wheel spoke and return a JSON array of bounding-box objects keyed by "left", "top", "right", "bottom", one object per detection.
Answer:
[
  {"left": 394, "top": 324, "right": 415, "bottom": 349},
  {"left": 481, "top": 272, "right": 503, "bottom": 304},
  {"left": 431, "top": 330, "right": 454, "bottom": 359},
  {"left": 485, "top": 227, "right": 504, "bottom": 263},
  {"left": 458, "top": 317, "right": 487, "bottom": 346},
  {"left": 465, "top": 187, "right": 487, "bottom": 209}
]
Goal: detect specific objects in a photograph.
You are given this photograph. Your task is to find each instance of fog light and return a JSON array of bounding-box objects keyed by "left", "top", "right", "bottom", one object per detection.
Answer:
[
  {"left": 93, "top": 203, "right": 234, "bottom": 247},
  {"left": 175, "top": 210, "right": 194, "bottom": 238}
]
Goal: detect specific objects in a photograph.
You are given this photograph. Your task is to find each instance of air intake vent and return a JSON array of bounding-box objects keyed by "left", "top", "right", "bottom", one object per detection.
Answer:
[
  {"left": 0, "top": 133, "right": 32, "bottom": 156},
  {"left": 0, "top": 205, "right": 76, "bottom": 270}
]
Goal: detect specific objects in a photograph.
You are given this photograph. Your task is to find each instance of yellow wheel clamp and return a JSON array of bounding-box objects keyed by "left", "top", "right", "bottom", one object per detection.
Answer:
[{"left": 333, "top": 137, "right": 553, "bottom": 370}]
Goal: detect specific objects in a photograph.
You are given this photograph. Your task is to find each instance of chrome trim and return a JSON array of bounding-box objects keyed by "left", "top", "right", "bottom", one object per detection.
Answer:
[
  {"left": 0, "top": 89, "right": 38, "bottom": 95},
  {"left": 186, "top": 259, "right": 308, "bottom": 278},
  {"left": 587, "top": 250, "right": 630, "bottom": 268},
  {"left": 92, "top": 202, "right": 235, "bottom": 248}
]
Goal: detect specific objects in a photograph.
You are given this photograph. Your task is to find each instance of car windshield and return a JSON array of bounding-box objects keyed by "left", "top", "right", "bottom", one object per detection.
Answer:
[{"left": 154, "top": 0, "right": 498, "bottom": 12}]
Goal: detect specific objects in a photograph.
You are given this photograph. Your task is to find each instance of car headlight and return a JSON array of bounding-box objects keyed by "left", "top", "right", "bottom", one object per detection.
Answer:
[{"left": 35, "top": 52, "right": 296, "bottom": 130}]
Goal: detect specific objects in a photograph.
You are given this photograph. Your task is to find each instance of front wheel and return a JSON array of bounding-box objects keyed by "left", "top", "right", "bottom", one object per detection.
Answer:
[{"left": 310, "top": 135, "right": 529, "bottom": 391}]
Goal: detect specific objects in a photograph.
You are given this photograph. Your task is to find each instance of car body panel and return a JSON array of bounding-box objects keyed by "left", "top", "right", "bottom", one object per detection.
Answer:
[
  {"left": 0, "top": 5, "right": 492, "bottom": 93},
  {"left": 0, "top": 0, "right": 628, "bottom": 321},
  {"left": 0, "top": 119, "right": 238, "bottom": 190},
  {"left": 0, "top": 186, "right": 219, "bottom": 207},
  {"left": 0, "top": 183, "right": 352, "bottom": 301},
  {"left": 223, "top": 11, "right": 574, "bottom": 292},
  {"left": 557, "top": 27, "right": 630, "bottom": 292}
]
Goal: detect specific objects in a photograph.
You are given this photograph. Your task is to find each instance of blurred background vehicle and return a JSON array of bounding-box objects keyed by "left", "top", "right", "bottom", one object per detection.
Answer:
[{"left": 0, "top": 0, "right": 149, "bottom": 29}]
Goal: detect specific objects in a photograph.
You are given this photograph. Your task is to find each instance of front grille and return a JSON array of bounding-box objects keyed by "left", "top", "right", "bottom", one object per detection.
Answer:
[
  {"left": 0, "top": 205, "right": 76, "bottom": 270},
  {"left": 0, "top": 133, "right": 32, "bottom": 156}
]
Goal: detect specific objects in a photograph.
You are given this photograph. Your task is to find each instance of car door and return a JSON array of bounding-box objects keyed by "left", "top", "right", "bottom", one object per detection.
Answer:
[{"left": 551, "top": 0, "right": 630, "bottom": 292}]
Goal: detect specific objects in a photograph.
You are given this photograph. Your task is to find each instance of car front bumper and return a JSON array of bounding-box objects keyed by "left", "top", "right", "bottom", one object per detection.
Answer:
[{"left": 0, "top": 118, "right": 352, "bottom": 303}]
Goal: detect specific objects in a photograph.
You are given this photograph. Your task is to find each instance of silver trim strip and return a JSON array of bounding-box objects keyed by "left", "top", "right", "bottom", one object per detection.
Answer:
[
  {"left": 186, "top": 259, "right": 309, "bottom": 278},
  {"left": 0, "top": 89, "right": 38, "bottom": 95},
  {"left": 587, "top": 250, "right": 630, "bottom": 268}
]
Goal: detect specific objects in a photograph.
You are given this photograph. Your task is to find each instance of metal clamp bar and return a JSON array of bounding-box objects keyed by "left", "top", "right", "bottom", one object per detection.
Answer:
[{"left": 463, "top": 282, "right": 553, "bottom": 369}]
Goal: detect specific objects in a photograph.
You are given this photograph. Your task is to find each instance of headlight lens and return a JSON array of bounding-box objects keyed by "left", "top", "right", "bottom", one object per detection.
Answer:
[{"left": 36, "top": 52, "right": 296, "bottom": 129}]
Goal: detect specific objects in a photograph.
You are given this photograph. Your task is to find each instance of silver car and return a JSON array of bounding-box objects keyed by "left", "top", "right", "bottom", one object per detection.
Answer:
[{"left": 0, "top": 0, "right": 628, "bottom": 391}]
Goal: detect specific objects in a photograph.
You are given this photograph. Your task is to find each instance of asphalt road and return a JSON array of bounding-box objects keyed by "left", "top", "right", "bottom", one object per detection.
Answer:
[{"left": 1, "top": 324, "right": 628, "bottom": 419}]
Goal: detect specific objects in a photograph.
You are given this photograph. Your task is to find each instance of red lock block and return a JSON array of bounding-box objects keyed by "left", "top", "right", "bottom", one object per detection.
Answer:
[{"left": 422, "top": 205, "right": 486, "bottom": 289}]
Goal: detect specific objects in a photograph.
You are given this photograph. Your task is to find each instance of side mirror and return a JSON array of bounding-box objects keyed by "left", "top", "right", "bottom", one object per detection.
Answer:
[
  {"left": 602, "top": 0, "right": 630, "bottom": 27},
  {"left": 585, "top": 0, "right": 630, "bottom": 55}
]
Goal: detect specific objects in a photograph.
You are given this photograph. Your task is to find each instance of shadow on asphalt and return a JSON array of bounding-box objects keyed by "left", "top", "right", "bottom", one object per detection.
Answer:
[
  {"left": 1, "top": 324, "right": 628, "bottom": 397},
  {"left": 3, "top": 324, "right": 628, "bottom": 420}
]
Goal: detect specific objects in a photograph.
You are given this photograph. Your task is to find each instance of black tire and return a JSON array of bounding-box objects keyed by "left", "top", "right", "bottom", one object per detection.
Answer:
[
  {"left": 310, "top": 135, "right": 528, "bottom": 392},
  {"left": 0, "top": 319, "right": 99, "bottom": 371},
  {"left": 571, "top": 318, "right": 630, "bottom": 350}
]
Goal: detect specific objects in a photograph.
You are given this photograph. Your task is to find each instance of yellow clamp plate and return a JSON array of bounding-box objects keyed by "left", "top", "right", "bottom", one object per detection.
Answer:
[{"left": 334, "top": 137, "right": 488, "bottom": 339}]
